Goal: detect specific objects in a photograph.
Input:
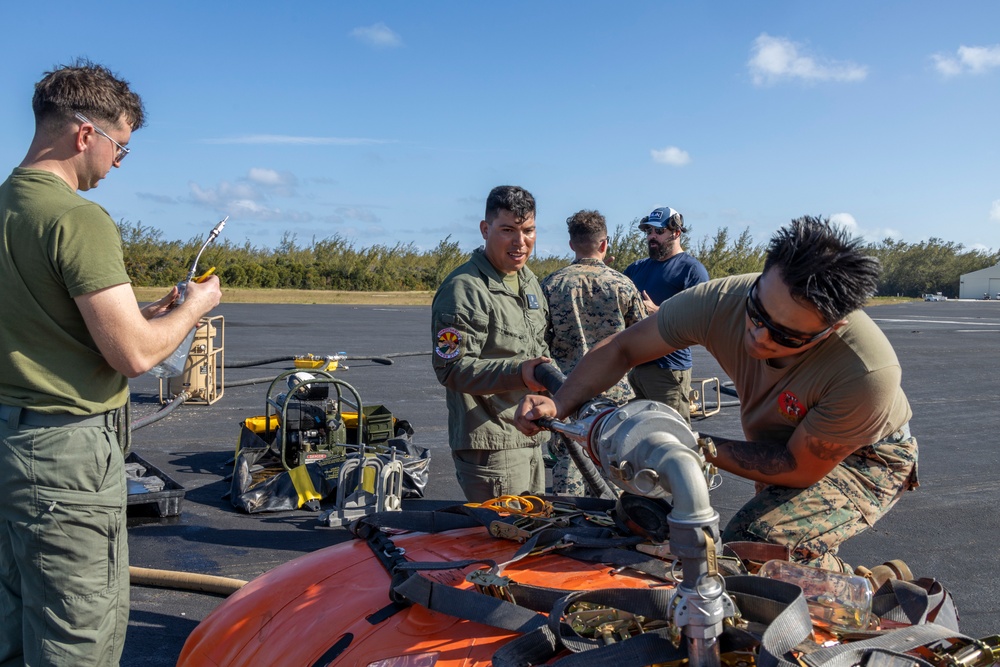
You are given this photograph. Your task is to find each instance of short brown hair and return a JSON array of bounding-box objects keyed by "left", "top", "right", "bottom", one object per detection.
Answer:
[
  {"left": 32, "top": 59, "right": 145, "bottom": 133},
  {"left": 566, "top": 209, "right": 607, "bottom": 252}
]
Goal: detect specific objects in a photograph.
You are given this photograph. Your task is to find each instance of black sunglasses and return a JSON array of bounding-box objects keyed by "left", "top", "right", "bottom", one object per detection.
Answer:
[
  {"left": 638, "top": 224, "right": 672, "bottom": 236},
  {"left": 744, "top": 277, "right": 831, "bottom": 348}
]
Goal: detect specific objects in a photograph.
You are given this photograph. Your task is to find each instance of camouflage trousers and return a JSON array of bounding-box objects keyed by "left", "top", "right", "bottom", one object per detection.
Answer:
[
  {"left": 722, "top": 425, "right": 918, "bottom": 572},
  {"left": 549, "top": 434, "right": 591, "bottom": 497}
]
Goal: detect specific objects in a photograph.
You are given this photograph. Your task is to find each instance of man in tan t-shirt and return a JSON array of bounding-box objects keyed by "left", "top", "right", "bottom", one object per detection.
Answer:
[{"left": 515, "top": 216, "right": 918, "bottom": 573}]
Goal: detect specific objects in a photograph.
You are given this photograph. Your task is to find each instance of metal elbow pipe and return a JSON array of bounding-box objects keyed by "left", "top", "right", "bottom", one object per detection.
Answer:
[
  {"left": 641, "top": 437, "right": 714, "bottom": 522},
  {"left": 589, "top": 400, "right": 728, "bottom": 667},
  {"left": 589, "top": 400, "right": 713, "bottom": 520}
]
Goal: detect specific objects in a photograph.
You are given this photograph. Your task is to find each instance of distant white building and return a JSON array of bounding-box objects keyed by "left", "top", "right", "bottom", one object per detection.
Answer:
[{"left": 959, "top": 263, "right": 1000, "bottom": 299}]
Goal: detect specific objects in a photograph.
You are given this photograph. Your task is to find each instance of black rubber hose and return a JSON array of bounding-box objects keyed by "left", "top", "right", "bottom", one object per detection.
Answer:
[
  {"left": 131, "top": 392, "right": 189, "bottom": 431},
  {"left": 344, "top": 351, "right": 432, "bottom": 366},
  {"left": 717, "top": 384, "right": 739, "bottom": 398},
  {"left": 533, "top": 362, "right": 566, "bottom": 395},
  {"left": 223, "top": 376, "right": 283, "bottom": 388},
  {"left": 227, "top": 352, "right": 429, "bottom": 369},
  {"left": 702, "top": 400, "right": 741, "bottom": 409},
  {"left": 354, "top": 351, "right": 430, "bottom": 359},
  {"left": 533, "top": 363, "right": 617, "bottom": 500},
  {"left": 226, "top": 356, "right": 295, "bottom": 369}
]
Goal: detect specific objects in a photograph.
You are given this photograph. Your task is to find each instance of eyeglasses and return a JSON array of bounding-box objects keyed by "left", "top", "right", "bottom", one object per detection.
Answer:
[
  {"left": 638, "top": 224, "right": 671, "bottom": 236},
  {"left": 74, "top": 112, "right": 130, "bottom": 164},
  {"left": 745, "top": 276, "right": 831, "bottom": 348}
]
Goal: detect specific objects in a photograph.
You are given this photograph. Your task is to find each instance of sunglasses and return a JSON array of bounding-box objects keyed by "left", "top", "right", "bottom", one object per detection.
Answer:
[
  {"left": 74, "top": 112, "right": 130, "bottom": 164},
  {"left": 638, "top": 224, "right": 672, "bottom": 236},
  {"left": 744, "top": 277, "right": 831, "bottom": 348}
]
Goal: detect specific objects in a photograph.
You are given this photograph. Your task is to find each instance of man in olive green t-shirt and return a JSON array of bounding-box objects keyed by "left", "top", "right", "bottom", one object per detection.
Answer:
[
  {"left": 0, "top": 61, "right": 221, "bottom": 666},
  {"left": 516, "top": 217, "right": 917, "bottom": 574}
]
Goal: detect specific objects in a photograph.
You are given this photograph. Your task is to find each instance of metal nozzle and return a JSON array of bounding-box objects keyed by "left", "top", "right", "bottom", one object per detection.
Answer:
[
  {"left": 537, "top": 417, "right": 591, "bottom": 443},
  {"left": 187, "top": 216, "right": 229, "bottom": 281},
  {"left": 209, "top": 216, "right": 228, "bottom": 241}
]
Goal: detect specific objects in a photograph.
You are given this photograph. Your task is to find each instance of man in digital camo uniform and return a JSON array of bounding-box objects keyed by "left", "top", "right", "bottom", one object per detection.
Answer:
[
  {"left": 540, "top": 209, "right": 646, "bottom": 496},
  {"left": 517, "top": 217, "right": 917, "bottom": 573},
  {"left": 624, "top": 206, "right": 709, "bottom": 424},
  {"left": 0, "top": 61, "right": 222, "bottom": 665},
  {"left": 431, "top": 185, "right": 551, "bottom": 502}
]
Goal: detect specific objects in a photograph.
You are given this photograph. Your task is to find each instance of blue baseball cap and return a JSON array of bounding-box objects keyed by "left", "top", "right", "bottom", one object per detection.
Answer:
[{"left": 639, "top": 206, "right": 686, "bottom": 232}]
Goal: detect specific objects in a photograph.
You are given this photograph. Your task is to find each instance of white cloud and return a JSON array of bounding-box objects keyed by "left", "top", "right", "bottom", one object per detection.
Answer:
[
  {"left": 651, "top": 146, "right": 691, "bottom": 166},
  {"left": 933, "top": 44, "right": 1000, "bottom": 76},
  {"left": 229, "top": 199, "right": 280, "bottom": 219},
  {"left": 192, "top": 169, "right": 299, "bottom": 210},
  {"left": 830, "top": 212, "right": 901, "bottom": 242},
  {"left": 860, "top": 226, "right": 903, "bottom": 242},
  {"left": 189, "top": 180, "right": 259, "bottom": 206},
  {"left": 190, "top": 169, "right": 286, "bottom": 216},
  {"left": 204, "top": 135, "right": 391, "bottom": 146},
  {"left": 247, "top": 168, "right": 296, "bottom": 188},
  {"left": 748, "top": 34, "right": 868, "bottom": 86},
  {"left": 336, "top": 207, "right": 379, "bottom": 223},
  {"left": 136, "top": 192, "right": 179, "bottom": 204},
  {"left": 350, "top": 22, "right": 402, "bottom": 48},
  {"left": 829, "top": 212, "right": 859, "bottom": 234},
  {"left": 187, "top": 170, "right": 383, "bottom": 227},
  {"left": 990, "top": 199, "right": 1000, "bottom": 221}
]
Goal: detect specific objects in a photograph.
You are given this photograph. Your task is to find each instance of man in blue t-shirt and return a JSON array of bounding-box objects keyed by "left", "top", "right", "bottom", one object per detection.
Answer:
[{"left": 623, "top": 206, "right": 709, "bottom": 423}]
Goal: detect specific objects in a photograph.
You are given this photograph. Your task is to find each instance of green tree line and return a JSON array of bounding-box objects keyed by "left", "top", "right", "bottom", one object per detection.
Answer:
[{"left": 119, "top": 220, "right": 998, "bottom": 298}]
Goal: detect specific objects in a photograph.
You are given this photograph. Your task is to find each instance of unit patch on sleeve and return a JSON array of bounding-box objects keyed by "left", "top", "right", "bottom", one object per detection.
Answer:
[{"left": 435, "top": 327, "right": 462, "bottom": 359}]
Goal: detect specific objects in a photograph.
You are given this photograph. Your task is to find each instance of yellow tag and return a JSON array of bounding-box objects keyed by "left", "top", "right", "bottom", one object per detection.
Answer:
[{"left": 705, "top": 530, "right": 718, "bottom": 576}]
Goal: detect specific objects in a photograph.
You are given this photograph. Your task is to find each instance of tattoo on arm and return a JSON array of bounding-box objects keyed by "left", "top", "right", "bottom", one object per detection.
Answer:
[
  {"left": 706, "top": 435, "right": 797, "bottom": 476},
  {"left": 801, "top": 433, "right": 857, "bottom": 462}
]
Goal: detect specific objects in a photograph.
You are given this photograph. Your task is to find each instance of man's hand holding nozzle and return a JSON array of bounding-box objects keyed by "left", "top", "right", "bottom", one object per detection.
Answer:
[
  {"left": 185, "top": 274, "right": 222, "bottom": 312},
  {"left": 514, "top": 394, "right": 559, "bottom": 436}
]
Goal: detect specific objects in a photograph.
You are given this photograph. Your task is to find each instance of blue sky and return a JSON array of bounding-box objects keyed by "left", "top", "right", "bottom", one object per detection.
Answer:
[{"left": 1, "top": 2, "right": 998, "bottom": 257}]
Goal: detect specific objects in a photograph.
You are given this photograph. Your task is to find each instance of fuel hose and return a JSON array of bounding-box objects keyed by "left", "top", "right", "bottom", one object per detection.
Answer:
[
  {"left": 129, "top": 566, "right": 247, "bottom": 597},
  {"left": 533, "top": 363, "right": 617, "bottom": 500},
  {"left": 131, "top": 392, "right": 189, "bottom": 431}
]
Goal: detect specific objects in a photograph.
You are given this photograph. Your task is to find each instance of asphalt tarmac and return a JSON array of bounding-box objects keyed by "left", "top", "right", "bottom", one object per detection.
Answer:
[{"left": 122, "top": 300, "right": 1000, "bottom": 666}]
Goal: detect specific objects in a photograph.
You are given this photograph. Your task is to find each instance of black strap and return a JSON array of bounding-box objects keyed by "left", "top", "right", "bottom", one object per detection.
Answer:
[
  {"left": 727, "top": 576, "right": 814, "bottom": 667},
  {"left": 393, "top": 574, "right": 548, "bottom": 634},
  {"left": 873, "top": 578, "right": 960, "bottom": 630},
  {"left": 492, "top": 624, "right": 562, "bottom": 667}
]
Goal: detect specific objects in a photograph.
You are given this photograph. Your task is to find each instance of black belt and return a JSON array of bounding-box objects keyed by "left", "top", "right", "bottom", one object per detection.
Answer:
[{"left": 0, "top": 404, "right": 119, "bottom": 430}]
